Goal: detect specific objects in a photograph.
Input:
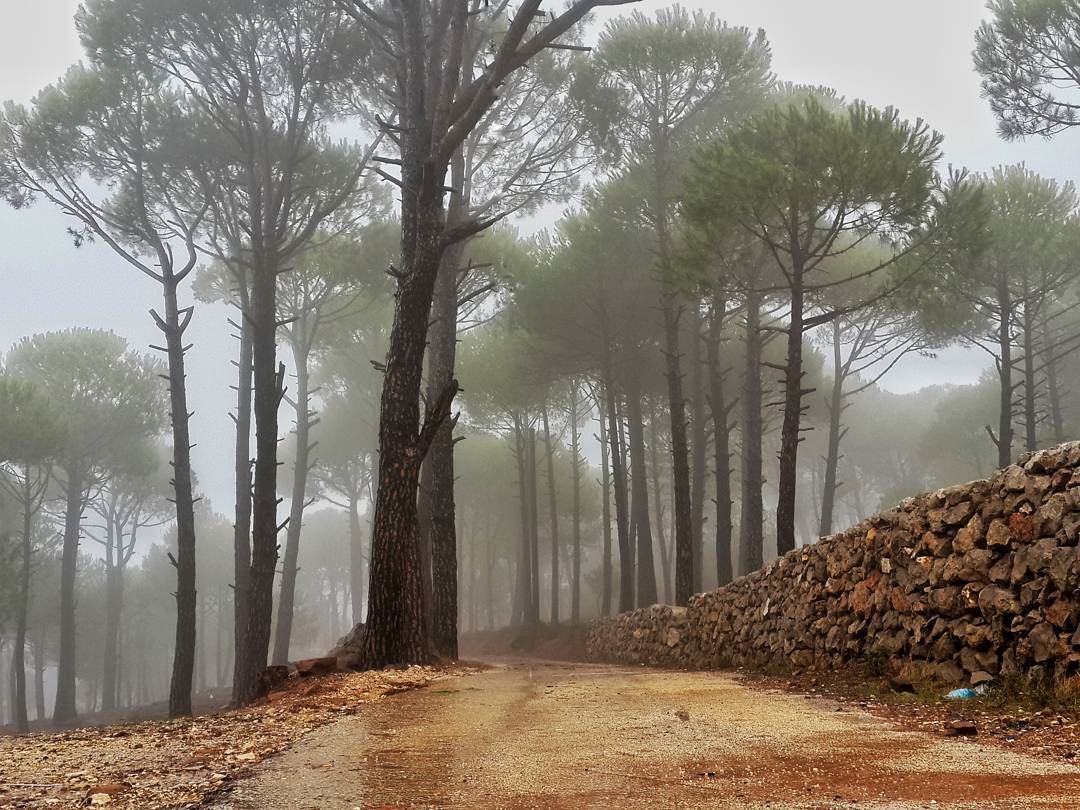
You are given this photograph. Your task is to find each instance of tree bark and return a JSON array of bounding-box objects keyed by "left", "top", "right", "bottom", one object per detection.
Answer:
[
  {"left": 512, "top": 416, "right": 531, "bottom": 626},
  {"left": 12, "top": 473, "right": 33, "bottom": 732},
  {"left": 707, "top": 291, "right": 733, "bottom": 587},
  {"left": 272, "top": 343, "right": 314, "bottom": 666},
  {"left": 1021, "top": 287, "right": 1038, "bottom": 452},
  {"left": 996, "top": 281, "right": 1015, "bottom": 468},
  {"left": 53, "top": 468, "right": 83, "bottom": 726},
  {"left": 689, "top": 307, "right": 707, "bottom": 593},
  {"left": 819, "top": 321, "right": 846, "bottom": 537},
  {"left": 348, "top": 489, "right": 364, "bottom": 625},
  {"left": 776, "top": 260, "right": 806, "bottom": 558},
  {"left": 569, "top": 382, "right": 582, "bottom": 624},
  {"left": 604, "top": 378, "right": 633, "bottom": 612},
  {"left": 541, "top": 401, "right": 560, "bottom": 624},
  {"left": 597, "top": 391, "right": 613, "bottom": 617},
  {"left": 1042, "top": 308, "right": 1066, "bottom": 444},
  {"left": 527, "top": 426, "right": 541, "bottom": 624},
  {"left": 359, "top": 130, "right": 454, "bottom": 665},
  {"left": 648, "top": 402, "right": 672, "bottom": 603},
  {"left": 159, "top": 277, "right": 198, "bottom": 718},
  {"left": 426, "top": 232, "right": 464, "bottom": 659},
  {"left": 231, "top": 294, "right": 253, "bottom": 705},
  {"left": 739, "top": 289, "right": 765, "bottom": 575},
  {"left": 33, "top": 627, "right": 45, "bottom": 722},
  {"left": 235, "top": 257, "right": 283, "bottom": 704},
  {"left": 626, "top": 364, "right": 658, "bottom": 607}
]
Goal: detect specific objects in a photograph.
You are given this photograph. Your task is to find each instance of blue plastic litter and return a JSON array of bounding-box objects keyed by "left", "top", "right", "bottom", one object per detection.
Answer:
[{"left": 945, "top": 688, "right": 977, "bottom": 700}]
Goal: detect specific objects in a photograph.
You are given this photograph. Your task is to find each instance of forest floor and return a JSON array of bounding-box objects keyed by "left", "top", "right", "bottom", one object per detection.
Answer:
[
  {"left": 0, "top": 665, "right": 460, "bottom": 809},
  {"left": 210, "top": 659, "right": 1080, "bottom": 809}
]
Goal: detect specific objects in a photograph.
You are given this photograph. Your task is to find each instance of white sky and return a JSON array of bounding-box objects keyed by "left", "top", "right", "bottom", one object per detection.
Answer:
[{"left": 2, "top": 0, "right": 1079, "bottom": 509}]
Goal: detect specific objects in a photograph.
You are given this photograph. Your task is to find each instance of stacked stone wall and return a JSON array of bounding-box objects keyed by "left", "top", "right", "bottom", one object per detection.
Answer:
[{"left": 586, "top": 443, "right": 1080, "bottom": 685}]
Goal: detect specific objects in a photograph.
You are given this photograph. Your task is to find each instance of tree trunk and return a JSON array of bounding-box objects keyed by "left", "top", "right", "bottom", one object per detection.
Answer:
[
  {"left": 775, "top": 263, "right": 805, "bottom": 558},
  {"left": 231, "top": 295, "right": 253, "bottom": 705},
  {"left": 12, "top": 474, "right": 33, "bottom": 732},
  {"left": 348, "top": 489, "right": 364, "bottom": 625},
  {"left": 152, "top": 278, "right": 200, "bottom": 718},
  {"left": 626, "top": 365, "right": 658, "bottom": 607},
  {"left": 569, "top": 382, "right": 582, "bottom": 624},
  {"left": 739, "top": 289, "right": 764, "bottom": 575},
  {"left": 597, "top": 392, "right": 613, "bottom": 617},
  {"left": 541, "top": 401, "right": 560, "bottom": 624},
  {"left": 527, "top": 426, "right": 541, "bottom": 625},
  {"left": 1042, "top": 308, "right": 1066, "bottom": 444},
  {"left": 34, "top": 627, "right": 46, "bottom": 723},
  {"left": 648, "top": 400, "right": 672, "bottom": 603},
  {"left": 235, "top": 258, "right": 283, "bottom": 705},
  {"left": 819, "top": 320, "right": 846, "bottom": 537},
  {"left": 689, "top": 306, "right": 707, "bottom": 593},
  {"left": 53, "top": 468, "right": 83, "bottom": 726},
  {"left": 996, "top": 281, "right": 1015, "bottom": 468},
  {"left": 102, "top": 560, "right": 122, "bottom": 712},
  {"left": 426, "top": 233, "right": 464, "bottom": 659},
  {"left": 1021, "top": 293, "right": 1038, "bottom": 452},
  {"left": 272, "top": 344, "right": 314, "bottom": 666},
  {"left": 661, "top": 290, "right": 693, "bottom": 605},
  {"left": 604, "top": 379, "right": 633, "bottom": 612},
  {"left": 707, "top": 291, "right": 733, "bottom": 587},
  {"left": 512, "top": 416, "right": 531, "bottom": 626},
  {"left": 360, "top": 138, "right": 452, "bottom": 666}
]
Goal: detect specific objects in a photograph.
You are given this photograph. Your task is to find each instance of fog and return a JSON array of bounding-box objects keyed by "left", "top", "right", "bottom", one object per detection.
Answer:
[{"left": 1, "top": 0, "right": 1079, "bottom": 732}]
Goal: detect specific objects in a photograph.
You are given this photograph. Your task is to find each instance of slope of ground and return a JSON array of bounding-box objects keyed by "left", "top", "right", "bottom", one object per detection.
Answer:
[
  {"left": 212, "top": 660, "right": 1080, "bottom": 809},
  {"left": 0, "top": 667, "right": 453, "bottom": 809}
]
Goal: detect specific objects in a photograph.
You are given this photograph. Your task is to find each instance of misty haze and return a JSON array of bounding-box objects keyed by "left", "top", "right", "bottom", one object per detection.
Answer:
[{"left": 3, "top": 1, "right": 1080, "bottom": 807}]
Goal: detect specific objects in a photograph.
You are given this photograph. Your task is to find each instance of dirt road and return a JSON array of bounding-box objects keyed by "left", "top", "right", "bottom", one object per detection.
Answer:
[{"left": 212, "top": 660, "right": 1080, "bottom": 809}]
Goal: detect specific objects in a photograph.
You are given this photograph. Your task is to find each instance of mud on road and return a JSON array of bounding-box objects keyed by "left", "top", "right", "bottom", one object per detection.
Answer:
[{"left": 212, "top": 660, "right": 1080, "bottom": 809}]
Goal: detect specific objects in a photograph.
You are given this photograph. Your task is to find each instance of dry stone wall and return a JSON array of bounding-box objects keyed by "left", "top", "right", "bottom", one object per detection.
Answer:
[{"left": 586, "top": 443, "right": 1080, "bottom": 685}]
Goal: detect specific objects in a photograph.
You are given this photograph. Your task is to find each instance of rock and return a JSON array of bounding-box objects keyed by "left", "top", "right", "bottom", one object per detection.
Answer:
[
  {"left": 978, "top": 585, "right": 1020, "bottom": 617},
  {"left": 583, "top": 441, "right": 1080, "bottom": 681},
  {"left": 1029, "top": 622, "right": 1059, "bottom": 663},
  {"left": 675, "top": 709, "right": 689, "bottom": 721},
  {"left": 986, "top": 519, "right": 1011, "bottom": 548},
  {"left": 294, "top": 656, "right": 338, "bottom": 677},
  {"left": 945, "top": 720, "right": 978, "bottom": 737}
]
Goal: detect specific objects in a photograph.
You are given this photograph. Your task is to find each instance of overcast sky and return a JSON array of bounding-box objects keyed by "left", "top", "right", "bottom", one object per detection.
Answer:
[{"left": 2, "top": 0, "right": 1079, "bottom": 511}]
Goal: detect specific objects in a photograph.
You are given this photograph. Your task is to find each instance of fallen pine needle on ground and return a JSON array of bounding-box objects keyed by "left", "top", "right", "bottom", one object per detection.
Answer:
[{"left": 0, "top": 665, "right": 465, "bottom": 809}]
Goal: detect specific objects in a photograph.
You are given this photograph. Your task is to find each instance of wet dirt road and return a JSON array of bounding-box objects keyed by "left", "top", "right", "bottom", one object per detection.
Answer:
[{"left": 213, "top": 660, "right": 1080, "bottom": 809}]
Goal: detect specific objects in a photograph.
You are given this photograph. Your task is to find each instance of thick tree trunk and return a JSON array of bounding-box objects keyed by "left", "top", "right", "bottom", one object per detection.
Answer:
[
  {"left": 707, "top": 292, "right": 733, "bottom": 587},
  {"left": 426, "top": 234, "right": 464, "bottom": 659},
  {"left": 661, "top": 291, "right": 693, "bottom": 605},
  {"left": 689, "top": 307, "right": 707, "bottom": 593},
  {"left": 235, "top": 260, "right": 283, "bottom": 704},
  {"left": 231, "top": 300, "right": 253, "bottom": 705},
  {"left": 360, "top": 133, "right": 454, "bottom": 665},
  {"left": 776, "top": 266, "right": 805, "bottom": 558},
  {"left": 819, "top": 321, "right": 845, "bottom": 538},
  {"left": 272, "top": 345, "right": 313, "bottom": 665},
  {"left": 739, "top": 289, "right": 764, "bottom": 575},
  {"left": 53, "top": 469, "right": 83, "bottom": 726},
  {"left": 597, "top": 392, "right": 613, "bottom": 617},
  {"left": 12, "top": 476, "right": 33, "bottom": 732},
  {"left": 159, "top": 278, "right": 199, "bottom": 718},
  {"left": 569, "top": 382, "right": 582, "bottom": 624},
  {"left": 626, "top": 365, "right": 658, "bottom": 607},
  {"left": 541, "top": 402, "right": 560, "bottom": 624}
]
